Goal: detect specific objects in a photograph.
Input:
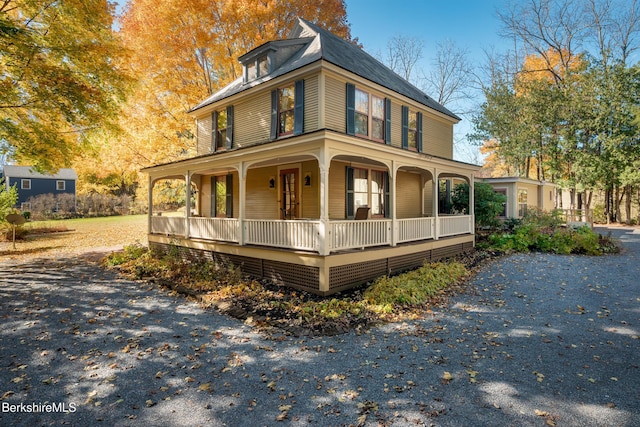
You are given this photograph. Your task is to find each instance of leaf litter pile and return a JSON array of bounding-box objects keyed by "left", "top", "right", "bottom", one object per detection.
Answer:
[{"left": 104, "top": 245, "right": 482, "bottom": 336}]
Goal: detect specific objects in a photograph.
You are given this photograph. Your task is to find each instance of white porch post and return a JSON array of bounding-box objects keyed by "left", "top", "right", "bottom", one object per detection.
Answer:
[
  {"left": 185, "top": 171, "right": 191, "bottom": 238},
  {"left": 318, "top": 148, "right": 330, "bottom": 255},
  {"left": 469, "top": 173, "right": 475, "bottom": 235},
  {"left": 239, "top": 161, "right": 247, "bottom": 246},
  {"left": 148, "top": 175, "right": 153, "bottom": 235},
  {"left": 390, "top": 162, "right": 397, "bottom": 247},
  {"left": 433, "top": 168, "right": 439, "bottom": 240}
]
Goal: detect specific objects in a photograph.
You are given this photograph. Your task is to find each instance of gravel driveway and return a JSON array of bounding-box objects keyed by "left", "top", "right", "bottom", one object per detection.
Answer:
[{"left": 0, "top": 226, "right": 638, "bottom": 426}]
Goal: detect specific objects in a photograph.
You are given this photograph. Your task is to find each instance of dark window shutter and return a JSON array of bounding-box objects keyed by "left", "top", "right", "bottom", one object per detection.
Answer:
[
  {"left": 384, "top": 171, "right": 390, "bottom": 218},
  {"left": 270, "top": 89, "right": 278, "bottom": 139},
  {"left": 226, "top": 105, "right": 234, "bottom": 149},
  {"left": 225, "top": 174, "right": 233, "bottom": 217},
  {"left": 346, "top": 83, "right": 355, "bottom": 135},
  {"left": 401, "top": 106, "right": 408, "bottom": 149},
  {"left": 384, "top": 98, "right": 392, "bottom": 144},
  {"left": 294, "top": 79, "right": 304, "bottom": 135},
  {"left": 416, "top": 111, "right": 423, "bottom": 152},
  {"left": 346, "top": 166, "right": 354, "bottom": 219},
  {"left": 211, "top": 111, "right": 218, "bottom": 151},
  {"left": 210, "top": 176, "right": 216, "bottom": 216}
]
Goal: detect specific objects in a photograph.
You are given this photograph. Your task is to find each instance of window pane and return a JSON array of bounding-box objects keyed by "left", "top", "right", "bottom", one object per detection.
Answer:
[
  {"left": 372, "top": 96, "right": 384, "bottom": 119},
  {"left": 215, "top": 176, "right": 226, "bottom": 217},
  {"left": 258, "top": 55, "right": 268, "bottom": 76},
  {"left": 355, "top": 89, "right": 368, "bottom": 114},
  {"left": 279, "top": 111, "right": 294, "bottom": 134},
  {"left": 355, "top": 112, "right": 368, "bottom": 136},
  {"left": 372, "top": 118, "right": 384, "bottom": 140},
  {"left": 279, "top": 86, "right": 294, "bottom": 110},
  {"left": 353, "top": 168, "right": 368, "bottom": 192},
  {"left": 371, "top": 170, "right": 385, "bottom": 215},
  {"left": 247, "top": 62, "right": 257, "bottom": 80},
  {"left": 217, "top": 110, "right": 227, "bottom": 129}
]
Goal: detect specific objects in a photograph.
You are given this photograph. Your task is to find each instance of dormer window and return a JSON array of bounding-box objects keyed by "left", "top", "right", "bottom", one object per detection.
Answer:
[{"left": 244, "top": 54, "right": 271, "bottom": 82}]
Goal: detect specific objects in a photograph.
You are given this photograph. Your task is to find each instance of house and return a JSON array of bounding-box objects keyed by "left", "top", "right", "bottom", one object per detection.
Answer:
[
  {"left": 143, "top": 19, "right": 480, "bottom": 295},
  {"left": 480, "top": 177, "right": 557, "bottom": 218},
  {"left": 1, "top": 165, "right": 77, "bottom": 211}
]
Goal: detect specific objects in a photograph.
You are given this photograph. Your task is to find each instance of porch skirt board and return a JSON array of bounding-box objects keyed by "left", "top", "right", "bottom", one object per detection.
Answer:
[{"left": 149, "top": 240, "right": 473, "bottom": 296}]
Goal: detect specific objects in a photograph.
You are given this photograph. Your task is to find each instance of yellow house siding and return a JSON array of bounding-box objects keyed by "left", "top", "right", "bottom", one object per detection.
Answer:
[
  {"left": 396, "top": 171, "right": 422, "bottom": 218},
  {"left": 200, "top": 176, "right": 212, "bottom": 217},
  {"left": 245, "top": 167, "right": 279, "bottom": 219},
  {"left": 301, "top": 160, "right": 319, "bottom": 218},
  {"left": 329, "top": 161, "right": 346, "bottom": 219},
  {"left": 196, "top": 114, "right": 212, "bottom": 155},
  {"left": 325, "top": 76, "right": 346, "bottom": 133},
  {"left": 423, "top": 116, "right": 453, "bottom": 159},
  {"left": 423, "top": 183, "right": 434, "bottom": 216},
  {"left": 304, "top": 75, "right": 319, "bottom": 133},
  {"left": 235, "top": 93, "right": 271, "bottom": 147}
]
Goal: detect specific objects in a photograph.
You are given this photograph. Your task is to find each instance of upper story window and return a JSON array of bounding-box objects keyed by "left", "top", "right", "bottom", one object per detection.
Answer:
[
  {"left": 407, "top": 110, "right": 418, "bottom": 150},
  {"left": 216, "top": 109, "right": 227, "bottom": 151},
  {"left": 270, "top": 80, "right": 304, "bottom": 139},
  {"left": 56, "top": 180, "right": 65, "bottom": 191},
  {"left": 402, "top": 106, "right": 423, "bottom": 152},
  {"left": 21, "top": 179, "right": 31, "bottom": 190},
  {"left": 245, "top": 54, "right": 270, "bottom": 82},
  {"left": 212, "top": 106, "right": 234, "bottom": 151},
  {"left": 346, "top": 83, "right": 390, "bottom": 144},
  {"left": 278, "top": 85, "right": 295, "bottom": 136}
]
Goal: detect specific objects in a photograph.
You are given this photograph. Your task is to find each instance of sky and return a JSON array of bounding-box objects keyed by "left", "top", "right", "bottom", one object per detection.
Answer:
[{"left": 344, "top": 0, "right": 511, "bottom": 164}]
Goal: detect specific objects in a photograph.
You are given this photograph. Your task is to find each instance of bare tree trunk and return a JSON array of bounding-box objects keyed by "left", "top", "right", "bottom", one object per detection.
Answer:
[{"left": 625, "top": 184, "right": 632, "bottom": 224}]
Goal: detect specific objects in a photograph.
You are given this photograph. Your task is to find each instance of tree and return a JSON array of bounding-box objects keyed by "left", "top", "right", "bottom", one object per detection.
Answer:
[
  {"left": 451, "top": 182, "right": 506, "bottom": 229},
  {"left": 383, "top": 35, "right": 424, "bottom": 82},
  {"left": 0, "top": 0, "right": 130, "bottom": 172},
  {"left": 0, "top": 179, "right": 18, "bottom": 221}
]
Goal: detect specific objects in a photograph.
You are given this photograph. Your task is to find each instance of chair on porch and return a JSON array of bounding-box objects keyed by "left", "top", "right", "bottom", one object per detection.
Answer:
[{"left": 354, "top": 206, "right": 370, "bottom": 220}]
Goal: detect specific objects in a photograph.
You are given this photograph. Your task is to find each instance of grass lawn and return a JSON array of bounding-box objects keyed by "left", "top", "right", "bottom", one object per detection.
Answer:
[{"left": 0, "top": 215, "right": 148, "bottom": 261}]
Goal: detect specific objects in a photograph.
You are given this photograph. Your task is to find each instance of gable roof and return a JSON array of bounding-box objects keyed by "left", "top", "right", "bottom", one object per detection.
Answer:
[
  {"left": 190, "top": 18, "right": 459, "bottom": 121},
  {"left": 2, "top": 165, "right": 77, "bottom": 180}
]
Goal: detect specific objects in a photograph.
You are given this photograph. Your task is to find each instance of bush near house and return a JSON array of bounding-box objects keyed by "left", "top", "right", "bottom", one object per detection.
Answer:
[
  {"left": 481, "top": 210, "right": 618, "bottom": 255},
  {"left": 104, "top": 245, "right": 469, "bottom": 335},
  {"left": 451, "top": 182, "right": 507, "bottom": 230}
]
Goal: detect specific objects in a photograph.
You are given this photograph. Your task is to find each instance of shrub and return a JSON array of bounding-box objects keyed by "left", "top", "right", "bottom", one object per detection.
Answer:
[{"left": 452, "top": 182, "right": 506, "bottom": 229}]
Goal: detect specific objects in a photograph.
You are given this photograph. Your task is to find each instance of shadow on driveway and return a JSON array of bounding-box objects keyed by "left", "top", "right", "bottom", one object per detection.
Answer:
[{"left": 0, "top": 226, "right": 638, "bottom": 426}]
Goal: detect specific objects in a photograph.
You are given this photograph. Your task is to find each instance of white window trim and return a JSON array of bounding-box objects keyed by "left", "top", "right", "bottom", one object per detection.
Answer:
[
  {"left": 21, "top": 179, "right": 31, "bottom": 190},
  {"left": 56, "top": 180, "right": 66, "bottom": 191}
]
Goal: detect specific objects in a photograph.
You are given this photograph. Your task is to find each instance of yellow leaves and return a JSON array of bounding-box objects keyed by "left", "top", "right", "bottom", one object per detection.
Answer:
[
  {"left": 198, "top": 382, "right": 212, "bottom": 392},
  {"left": 535, "top": 408, "right": 558, "bottom": 426},
  {"left": 467, "top": 370, "right": 478, "bottom": 383},
  {"left": 442, "top": 371, "right": 453, "bottom": 383},
  {"left": 533, "top": 371, "right": 545, "bottom": 382}
]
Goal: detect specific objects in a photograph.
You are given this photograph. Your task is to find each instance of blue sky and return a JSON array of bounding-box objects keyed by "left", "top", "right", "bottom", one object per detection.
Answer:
[
  {"left": 346, "top": 0, "right": 508, "bottom": 63},
  {"left": 345, "top": 1, "right": 510, "bottom": 163}
]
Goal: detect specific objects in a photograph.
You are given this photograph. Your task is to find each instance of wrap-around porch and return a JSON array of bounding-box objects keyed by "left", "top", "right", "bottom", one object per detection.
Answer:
[{"left": 144, "top": 134, "right": 476, "bottom": 294}]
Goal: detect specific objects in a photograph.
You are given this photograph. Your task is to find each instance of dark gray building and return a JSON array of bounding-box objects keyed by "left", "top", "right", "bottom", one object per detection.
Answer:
[{"left": 1, "top": 165, "right": 77, "bottom": 210}]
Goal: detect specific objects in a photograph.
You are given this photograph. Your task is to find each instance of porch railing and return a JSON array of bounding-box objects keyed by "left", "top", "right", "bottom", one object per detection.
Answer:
[
  {"left": 397, "top": 217, "right": 435, "bottom": 243},
  {"left": 439, "top": 215, "right": 472, "bottom": 237},
  {"left": 151, "top": 215, "right": 472, "bottom": 253},
  {"left": 151, "top": 216, "right": 186, "bottom": 236},
  {"left": 190, "top": 217, "right": 240, "bottom": 242},
  {"left": 330, "top": 219, "right": 391, "bottom": 251},
  {"left": 245, "top": 219, "right": 320, "bottom": 251}
]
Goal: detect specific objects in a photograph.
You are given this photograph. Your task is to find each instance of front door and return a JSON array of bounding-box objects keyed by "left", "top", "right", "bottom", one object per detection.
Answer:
[{"left": 280, "top": 168, "right": 298, "bottom": 219}]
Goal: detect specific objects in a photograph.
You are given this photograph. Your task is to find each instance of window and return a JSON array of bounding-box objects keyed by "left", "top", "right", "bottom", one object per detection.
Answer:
[
  {"left": 271, "top": 80, "right": 304, "bottom": 138},
  {"left": 354, "top": 89, "right": 369, "bottom": 136},
  {"left": 21, "top": 202, "right": 31, "bottom": 211},
  {"left": 346, "top": 166, "right": 389, "bottom": 219},
  {"left": 212, "top": 106, "right": 234, "bottom": 151},
  {"left": 353, "top": 168, "right": 368, "bottom": 209},
  {"left": 278, "top": 85, "right": 295, "bottom": 136},
  {"left": 370, "top": 170, "right": 386, "bottom": 216},
  {"left": 401, "top": 106, "right": 422, "bottom": 152},
  {"left": 371, "top": 96, "right": 385, "bottom": 141},
  {"left": 518, "top": 189, "right": 528, "bottom": 217},
  {"left": 407, "top": 110, "right": 418, "bottom": 150},
  {"left": 216, "top": 109, "right": 227, "bottom": 151},
  {"left": 346, "top": 84, "right": 389, "bottom": 143},
  {"left": 212, "top": 175, "right": 233, "bottom": 217},
  {"left": 21, "top": 179, "right": 31, "bottom": 190},
  {"left": 56, "top": 180, "right": 65, "bottom": 191},
  {"left": 245, "top": 54, "right": 269, "bottom": 82}
]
